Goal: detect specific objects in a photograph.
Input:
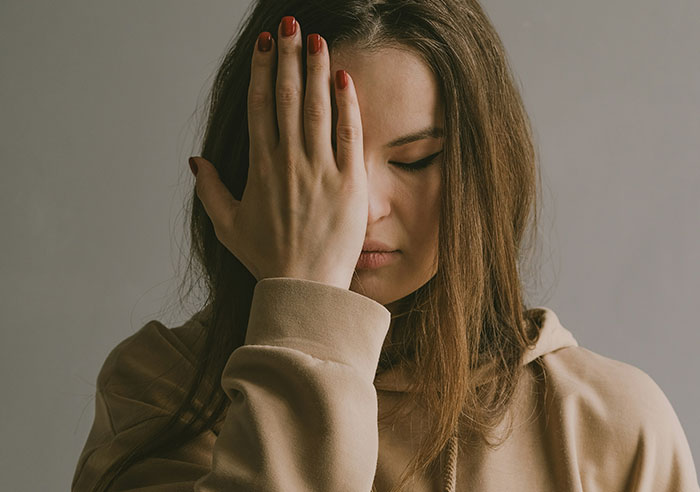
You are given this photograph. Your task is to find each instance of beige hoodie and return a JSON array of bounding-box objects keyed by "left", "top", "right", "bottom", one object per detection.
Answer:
[{"left": 72, "top": 277, "right": 699, "bottom": 491}]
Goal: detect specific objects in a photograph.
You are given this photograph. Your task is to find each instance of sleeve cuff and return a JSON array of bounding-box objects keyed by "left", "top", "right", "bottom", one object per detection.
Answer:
[{"left": 244, "top": 277, "right": 392, "bottom": 380}]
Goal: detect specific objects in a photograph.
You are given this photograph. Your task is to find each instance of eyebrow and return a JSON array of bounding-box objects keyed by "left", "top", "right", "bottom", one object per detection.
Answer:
[{"left": 384, "top": 126, "right": 444, "bottom": 148}]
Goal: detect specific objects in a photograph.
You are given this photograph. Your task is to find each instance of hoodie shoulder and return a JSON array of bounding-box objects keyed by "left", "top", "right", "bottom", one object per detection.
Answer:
[
  {"left": 524, "top": 307, "right": 668, "bottom": 420},
  {"left": 538, "top": 345, "right": 699, "bottom": 490},
  {"left": 540, "top": 343, "right": 669, "bottom": 417}
]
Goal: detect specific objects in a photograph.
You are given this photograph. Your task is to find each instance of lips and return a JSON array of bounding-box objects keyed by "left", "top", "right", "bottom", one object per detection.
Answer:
[
  {"left": 361, "top": 238, "right": 397, "bottom": 253},
  {"left": 356, "top": 250, "right": 399, "bottom": 269}
]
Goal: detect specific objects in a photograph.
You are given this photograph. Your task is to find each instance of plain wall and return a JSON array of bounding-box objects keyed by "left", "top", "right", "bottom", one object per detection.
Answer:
[{"left": 0, "top": 0, "right": 697, "bottom": 489}]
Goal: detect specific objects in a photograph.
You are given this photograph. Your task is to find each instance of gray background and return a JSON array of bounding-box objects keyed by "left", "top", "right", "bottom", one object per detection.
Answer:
[{"left": 1, "top": 0, "right": 697, "bottom": 489}]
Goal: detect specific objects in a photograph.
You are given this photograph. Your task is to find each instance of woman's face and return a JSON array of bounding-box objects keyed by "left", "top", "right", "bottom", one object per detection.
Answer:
[{"left": 329, "top": 46, "right": 443, "bottom": 313}]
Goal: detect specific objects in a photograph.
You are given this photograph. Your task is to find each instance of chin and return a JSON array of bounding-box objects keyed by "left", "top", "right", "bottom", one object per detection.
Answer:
[
  {"left": 349, "top": 268, "right": 407, "bottom": 307},
  {"left": 350, "top": 270, "right": 387, "bottom": 299}
]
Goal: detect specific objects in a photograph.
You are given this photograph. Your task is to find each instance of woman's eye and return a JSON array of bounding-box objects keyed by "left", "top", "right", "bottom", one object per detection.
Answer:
[{"left": 390, "top": 150, "right": 444, "bottom": 173}]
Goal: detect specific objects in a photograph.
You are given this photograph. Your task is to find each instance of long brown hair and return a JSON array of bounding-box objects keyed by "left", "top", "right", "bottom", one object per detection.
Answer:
[{"left": 93, "top": 0, "right": 548, "bottom": 490}]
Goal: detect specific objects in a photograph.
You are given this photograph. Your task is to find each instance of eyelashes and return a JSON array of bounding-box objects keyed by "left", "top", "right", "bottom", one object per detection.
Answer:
[{"left": 390, "top": 149, "right": 444, "bottom": 173}]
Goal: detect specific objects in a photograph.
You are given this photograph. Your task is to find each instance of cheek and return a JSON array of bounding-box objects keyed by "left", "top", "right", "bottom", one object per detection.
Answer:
[
  {"left": 421, "top": 167, "right": 441, "bottom": 224},
  {"left": 404, "top": 171, "right": 440, "bottom": 249}
]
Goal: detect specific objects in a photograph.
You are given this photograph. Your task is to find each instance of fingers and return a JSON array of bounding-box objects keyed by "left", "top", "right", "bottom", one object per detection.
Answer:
[
  {"left": 275, "top": 16, "right": 304, "bottom": 150},
  {"left": 248, "top": 32, "right": 278, "bottom": 159},
  {"left": 190, "top": 157, "right": 239, "bottom": 240},
  {"left": 303, "top": 33, "right": 332, "bottom": 166},
  {"left": 247, "top": 17, "right": 359, "bottom": 177},
  {"left": 333, "top": 70, "right": 364, "bottom": 176}
]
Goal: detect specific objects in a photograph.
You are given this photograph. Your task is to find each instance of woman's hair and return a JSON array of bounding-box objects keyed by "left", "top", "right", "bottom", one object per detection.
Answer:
[{"left": 94, "top": 0, "right": 548, "bottom": 490}]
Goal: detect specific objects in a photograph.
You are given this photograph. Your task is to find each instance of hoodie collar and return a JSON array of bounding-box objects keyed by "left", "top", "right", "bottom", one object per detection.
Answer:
[{"left": 373, "top": 306, "right": 578, "bottom": 392}]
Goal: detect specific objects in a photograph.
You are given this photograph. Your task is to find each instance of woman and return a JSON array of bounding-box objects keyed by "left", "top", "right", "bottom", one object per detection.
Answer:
[{"left": 71, "top": 1, "right": 699, "bottom": 491}]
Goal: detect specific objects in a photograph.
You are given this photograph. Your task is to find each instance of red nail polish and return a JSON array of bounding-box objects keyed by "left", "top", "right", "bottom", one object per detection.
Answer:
[
  {"left": 189, "top": 157, "right": 198, "bottom": 176},
  {"left": 308, "top": 34, "right": 321, "bottom": 55},
  {"left": 257, "top": 32, "right": 272, "bottom": 52},
  {"left": 335, "top": 70, "right": 348, "bottom": 90},
  {"left": 281, "top": 16, "right": 296, "bottom": 37}
]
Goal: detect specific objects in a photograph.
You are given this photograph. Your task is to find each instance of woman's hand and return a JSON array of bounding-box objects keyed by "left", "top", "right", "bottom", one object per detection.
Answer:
[{"left": 190, "top": 16, "right": 368, "bottom": 291}]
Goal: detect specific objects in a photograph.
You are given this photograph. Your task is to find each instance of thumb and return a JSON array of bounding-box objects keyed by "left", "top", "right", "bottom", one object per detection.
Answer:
[{"left": 189, "top": 156, "right": 240, "bottom": 235}]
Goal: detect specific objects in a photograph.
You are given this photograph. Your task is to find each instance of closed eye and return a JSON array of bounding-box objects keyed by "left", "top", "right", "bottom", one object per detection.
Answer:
[{"left": 389, "top": 150, "right": 444, "bottom": 173}]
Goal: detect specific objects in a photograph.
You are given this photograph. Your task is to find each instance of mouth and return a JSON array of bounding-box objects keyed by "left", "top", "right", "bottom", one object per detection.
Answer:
[
  {"left": 356, "top": 250, "right": 400, "bottom": 270},
  {"left": 361, "top": 238, "right": 397, "bottom": 253}
]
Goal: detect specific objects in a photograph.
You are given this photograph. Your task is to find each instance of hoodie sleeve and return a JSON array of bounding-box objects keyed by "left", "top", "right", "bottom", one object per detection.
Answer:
[
  {"left": 72, "top": 277, "right": 391, "bottom": 492},
  {"left": 194, "top": 277, "right": 391, "bottom": 491}
]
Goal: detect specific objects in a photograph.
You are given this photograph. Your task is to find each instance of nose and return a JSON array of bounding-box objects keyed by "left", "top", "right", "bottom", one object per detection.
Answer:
[{"left": 364, "top": 158, "right": 392, "bottom": 225}]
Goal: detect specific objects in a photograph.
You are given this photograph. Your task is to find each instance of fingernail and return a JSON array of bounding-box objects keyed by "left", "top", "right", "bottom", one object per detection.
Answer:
[
  {"left": 281, "top": 16, "right": 296, "bottom": 37},
  {"left": 335, "top": 69, "right": 348, "bottom": 90},
  {"left": 308, "top": 34, "right": 321, "bottom": 55},
  {"left": 189, "top": 157, "right": 198, "bottom": 177},
  {"left": 257, "top": 32, "right": 272, "bottom": 52}
]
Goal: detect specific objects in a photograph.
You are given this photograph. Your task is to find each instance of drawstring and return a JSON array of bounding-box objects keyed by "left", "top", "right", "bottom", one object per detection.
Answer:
[{"left": 442, "top": 432, "right": 458, "bottom": 492}]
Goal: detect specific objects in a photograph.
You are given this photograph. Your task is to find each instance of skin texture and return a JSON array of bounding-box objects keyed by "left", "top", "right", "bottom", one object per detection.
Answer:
[{"left": 330, "top": 47, "right": 443, "bottom": 317}]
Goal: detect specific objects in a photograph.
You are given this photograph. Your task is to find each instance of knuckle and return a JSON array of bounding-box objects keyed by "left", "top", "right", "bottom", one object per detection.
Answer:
[
  {"left": 251, "top": 53, "right": 270, "bottom": 70},
  {"left": 280, "top": 152, "right": 297, "bottom": 170},
  {"left": 336, "top": 124, "right": 360, "bottom": 144},
  {"left": 306, "top": 61, "right": 326, "bottom": 76},
  {"left": 341, "top": 175, "right": 362, "bottom": 194},
  {"left": 248, "top": 90, "right": 271, "bottom": 110},
  {"left": 303, "top": 103, "right": 326, "bottom": 123},
  {"left": 277, "top": 41, "right": 298, "bottom": 56},
  {"left": 276, "top": 84, "right": 301, "bottom": 106}
]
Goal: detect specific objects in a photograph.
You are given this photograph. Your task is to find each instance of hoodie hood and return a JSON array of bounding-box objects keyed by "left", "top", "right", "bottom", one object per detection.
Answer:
[
  {"left": 371, "top": 306, "right": 579, "bottom": 492},
  {"left": 373, "top": 306, "right": 579, "bottom": 393}
]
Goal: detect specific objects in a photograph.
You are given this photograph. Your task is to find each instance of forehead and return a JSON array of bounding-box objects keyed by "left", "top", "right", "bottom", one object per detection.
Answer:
[{"left": 329, "top": 46, "right": 444, "bottom": 147}]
